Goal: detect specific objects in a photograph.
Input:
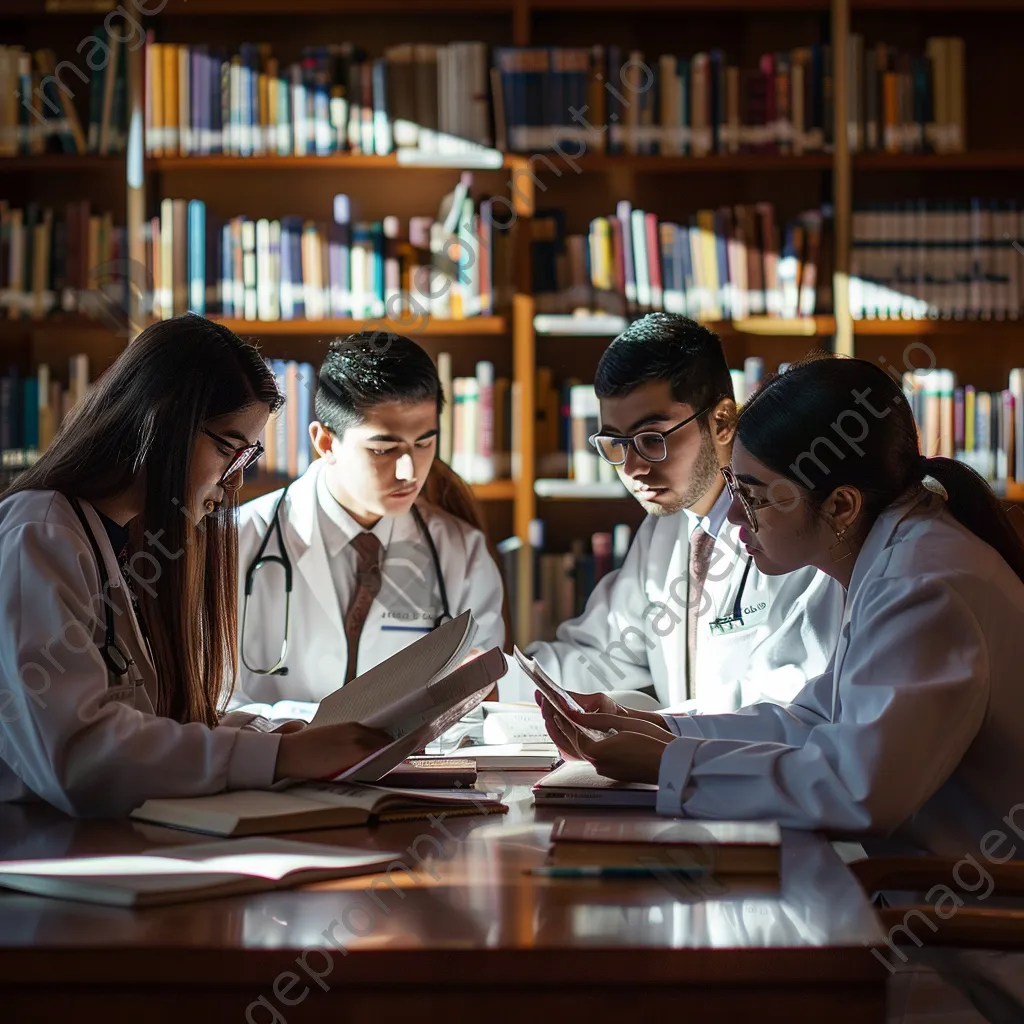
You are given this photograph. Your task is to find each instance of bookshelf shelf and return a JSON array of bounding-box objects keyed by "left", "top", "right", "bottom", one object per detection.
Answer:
[
  {"left": 147, "top": 154, "right": 517, "bottom": 172},
  {"left": 854, "top": 151, "right": 1024, "bottom": 171},
  {"left": 471, "top": 479, "right": 517, "bottom": 500},
  {"left": 535, "top": 479, "right": 629, "bottom": 500},
  {"left": 543, "top": 154, "right": 834, "bottom": 173},
  {"left": 853, "top": 320, "right": 1024, "bottom": 338},
  {"left": 0, "top": 157, "right": 123, "bottom": 173},
  {"left": 240, "top": 473, "right": 516, "bottom": 503},
  {"left": 213, "top": 317, "right": 508, "bottom": 337},
  {"left": 535, "top": 315, "right": 837, "bottom": 338}
]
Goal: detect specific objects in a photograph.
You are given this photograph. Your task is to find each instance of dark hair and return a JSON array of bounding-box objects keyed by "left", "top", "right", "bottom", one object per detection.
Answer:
[
  {"left": 5, "top": 314, "right": 283, "bottom": 726},
  {"left": 737, "top": 356, "right": 1024, "bottom": 585},
  {"left": 315, "top": 332, "right": 443, "bottom": 436},
  {"left": 594, "top": 313, "right": 734, "bottom": 422}
]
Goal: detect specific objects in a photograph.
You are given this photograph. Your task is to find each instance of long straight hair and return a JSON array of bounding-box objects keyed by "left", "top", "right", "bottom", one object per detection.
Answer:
[
  {"left": 4, "top": 315, "right": 283, "bottom": 725},
  {"left": 736, "top": 356, "right": 1024, "bottom": 585}
]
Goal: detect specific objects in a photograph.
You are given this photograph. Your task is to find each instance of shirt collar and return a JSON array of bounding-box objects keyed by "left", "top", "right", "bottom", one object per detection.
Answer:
[
  {"left": 683, "top": 480, "right": 731, "bottom": 540},
  {"left": 315, "top": 468, "right": 395, "bottom": 557}
]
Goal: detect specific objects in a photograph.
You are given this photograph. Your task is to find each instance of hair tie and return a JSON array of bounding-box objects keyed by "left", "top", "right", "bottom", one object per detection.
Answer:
[{"left": 917, "top": 456, "right": 948, "bottom": 500}]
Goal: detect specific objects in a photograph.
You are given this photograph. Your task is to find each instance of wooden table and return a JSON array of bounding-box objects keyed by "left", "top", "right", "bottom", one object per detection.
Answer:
[{"left": 0, "top": 773, "right": 887, "bottom": 1023}]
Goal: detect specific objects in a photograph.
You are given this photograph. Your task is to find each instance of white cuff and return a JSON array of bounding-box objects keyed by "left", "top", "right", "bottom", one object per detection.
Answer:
[
  {"left": 655, "top": 735, "right": 702, "bottom": 816},
  {"left": 660, "top": 713, "right": 705, "bottom": 738},
  {"left": 227, "top": 728, "right": 281, "bottom": 790}
]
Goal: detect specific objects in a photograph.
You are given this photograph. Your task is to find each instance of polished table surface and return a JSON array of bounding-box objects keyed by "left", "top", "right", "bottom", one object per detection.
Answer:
[{"left": 0, "top": 773, "right": 888, "bottom": 1023}]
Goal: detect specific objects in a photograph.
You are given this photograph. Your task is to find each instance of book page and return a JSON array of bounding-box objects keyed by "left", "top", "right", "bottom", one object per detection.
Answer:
[{"left": 311, "top": 610, "right": 476, "bottom": 728}]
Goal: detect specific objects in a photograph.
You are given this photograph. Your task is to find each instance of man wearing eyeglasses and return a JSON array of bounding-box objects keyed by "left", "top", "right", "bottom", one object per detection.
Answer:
[{"left": 525, "top": 313, "right": 844, "bottom": 715}]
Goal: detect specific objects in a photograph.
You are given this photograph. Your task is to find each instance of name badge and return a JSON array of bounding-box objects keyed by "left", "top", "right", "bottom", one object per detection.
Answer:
[{"left": 708, "top": 599, "right": 770, "bottom": 636}]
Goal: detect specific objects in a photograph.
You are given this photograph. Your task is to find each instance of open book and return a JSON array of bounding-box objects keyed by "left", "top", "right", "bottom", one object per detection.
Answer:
[
  {"left": 0, "top": 838, "right": 403, "bottom": 908},
  {"left": 131, "top": 781, "right": 506, "bottom": 837},
  {"left": 310, "top": 610, "right": 507, "bottom": 783}
]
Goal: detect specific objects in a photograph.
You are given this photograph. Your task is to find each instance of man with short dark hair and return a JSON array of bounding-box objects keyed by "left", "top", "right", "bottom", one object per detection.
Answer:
[
  {"left": 527, "top": 313, "right": 843, "bottom": 713},
  {"left": 230, "top": 332, "right": 505, "bottom": 713}
]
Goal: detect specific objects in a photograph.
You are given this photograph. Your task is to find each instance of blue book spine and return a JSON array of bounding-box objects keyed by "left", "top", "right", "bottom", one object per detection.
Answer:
[
  {"left": 23, "top": 377, "right": 38, "bottom": 451},
  {"left": 188, "top": 200, "right": 206, "bottom": 314},
  {"left": 220, "top": 221, "right": 233, "bottom": 317}
]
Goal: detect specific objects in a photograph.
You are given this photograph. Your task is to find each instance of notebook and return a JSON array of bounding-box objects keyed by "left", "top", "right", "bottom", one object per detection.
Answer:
[
  {"left": 131, "top": 782, "right": 506, "bottom": 837},
  {"left": 0, "top": 838, "right": 403, "bottom": 908},
  {"left": 532, "top": 760, "right": 658, "bottom": 808},
  {"left": 549, "top": 817, "right": 782, "bottom": 875}
]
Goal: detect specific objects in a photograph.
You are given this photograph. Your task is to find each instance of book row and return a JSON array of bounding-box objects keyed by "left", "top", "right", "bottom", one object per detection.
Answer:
[
  {"left": 145, "top": 179, "right": 504, "bottom": 323},
  {"left": 144, "top": 39, "right": 492, "bottom": 158},
  {"left": 0, "top": 201, "right": 126, "bottom": 320},
  {"left": 0, "top": 35, "right": 128, "bottom": 157},
  {"left": 534, "top": 201, "right": 830, "bottom": 322},
  {"left": 851, "top": 200, "right": 1024, "bottom": 321},
  {"left": 903, "top": 369, "right": 1024, "bottom": 488},
  {"left": 131, "top": 35, "right": 967, "bottom": 160}
]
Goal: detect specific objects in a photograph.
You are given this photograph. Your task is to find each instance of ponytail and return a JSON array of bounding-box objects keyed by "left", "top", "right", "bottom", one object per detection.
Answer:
[
  {"left": 920, "top": 457, "right": 1024, "bottom": 587},
  {"left": 421, "top": 459, "right": 486, "bottom": 533},
  {"left": 420, "top": 460, "right": 512, "bottom": 652}
]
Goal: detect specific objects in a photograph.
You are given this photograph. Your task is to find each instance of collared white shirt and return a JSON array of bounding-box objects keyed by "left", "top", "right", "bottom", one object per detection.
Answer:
[
  {"left": 526, "top": 482, "right": 844, "bottom": 712},
  {"left": 315, "top": 468, "right": 394, "bottom": 621}
]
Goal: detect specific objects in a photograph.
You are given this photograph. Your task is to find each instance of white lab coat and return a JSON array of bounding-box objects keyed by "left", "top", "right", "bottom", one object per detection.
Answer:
[
  {"left": 231, "top": 459, "right": 506, "bottom": 708},
  {"left": 656, "top": 493, "right": 1024, "bottom": 859},
  {"left": 526, "top": 486, "right": 845, "bottom": 712},
  {"left": 0, "top": 489, "right": 281, "bottom": 818}
]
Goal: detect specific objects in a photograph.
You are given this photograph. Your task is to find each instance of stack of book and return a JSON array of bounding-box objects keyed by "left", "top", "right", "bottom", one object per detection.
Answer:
[
  {"left": 846, "top": 35, "right": 965, "bottom": 154},
  {"left": 0, "top": 202, "right": 126, "bottom": 321},
  {"left": 144, "top": 38, "right": 493, "bottom": 158},
  {"left": 0, "top": 357, "right": 91, "bottom": 472},
  {"left": 0, "top": 34, "right": 128, "bottom": 157},
  {"left": 851, "top": 200, "right": 1023, "bottom": 321},
  {"left": 902, "top": 368, "right": 1024, "bottom": 489},
  {"left": 532, "top": 202, "right": 831, "bottom": 322},
  {"left": 145, "top": 178, "right": 505, "bottom": 322}
]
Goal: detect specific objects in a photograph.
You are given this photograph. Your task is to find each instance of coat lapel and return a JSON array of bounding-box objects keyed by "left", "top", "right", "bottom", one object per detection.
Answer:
[{"left": 284, "top": 462, "right": 346, "bottom": 640}]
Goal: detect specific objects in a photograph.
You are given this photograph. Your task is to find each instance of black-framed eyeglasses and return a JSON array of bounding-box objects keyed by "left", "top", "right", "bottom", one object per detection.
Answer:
[
  {"left": 721, "top": 465, "right": 791, "bottom": 534},
  {"left": 204, "top": 428, "right": 265, "bottom": 487},
  {"left": 588, "top": 407, "right": 710, "bottom": 466}
]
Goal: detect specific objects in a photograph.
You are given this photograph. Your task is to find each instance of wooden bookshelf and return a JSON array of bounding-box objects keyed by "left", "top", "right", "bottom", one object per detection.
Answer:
[{"left": 6, "top": 0, "right": 1024, "bottom": 645}]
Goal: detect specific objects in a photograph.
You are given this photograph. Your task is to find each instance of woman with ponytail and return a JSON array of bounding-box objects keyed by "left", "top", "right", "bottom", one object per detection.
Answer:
[{"left": 542, "top": 355, "right": 1024, "bottom": 860}]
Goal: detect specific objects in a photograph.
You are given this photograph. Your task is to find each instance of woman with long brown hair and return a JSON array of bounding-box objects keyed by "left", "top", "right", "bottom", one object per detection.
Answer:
[{"left": 0, "top": 314, "right": 387, "bottom": 817}]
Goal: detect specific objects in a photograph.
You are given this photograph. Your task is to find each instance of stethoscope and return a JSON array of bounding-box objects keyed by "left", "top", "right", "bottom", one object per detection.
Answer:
[
  {"left": 240, "top": 481, "right": 453, "bottom": 677},
  {"left": 68, "top": 498, "right": 141, "bottom": 689},
  {"left": 708, "top": 555, "right": 755, "bottom": 636}
]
